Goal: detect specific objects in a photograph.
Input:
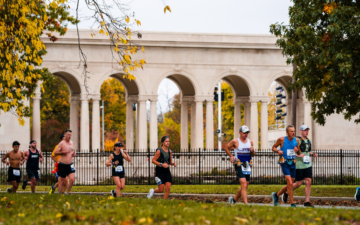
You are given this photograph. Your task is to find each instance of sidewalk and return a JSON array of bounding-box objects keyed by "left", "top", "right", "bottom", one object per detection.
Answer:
[{"left": 0, "top": 191, "right": 355, "bottom": 202}]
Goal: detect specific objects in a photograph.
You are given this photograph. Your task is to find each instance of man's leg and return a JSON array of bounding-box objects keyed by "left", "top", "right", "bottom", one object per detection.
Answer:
[
  {"left": 164, "top": 182, "right": 171, "bottom": 200},
  {"left": 113, "top": 176, "right": 121, "bottom": 197},
  {"left": 304, "top": 178, "right": 312, "bottom": 203},
  {"left": 154, "top": 184, "right": 165, "bottom": 193},
  {"left": 234, "top": 178, "right": 249, "bottom": 204},
  {"left": 30, "top": 177, "right": 37, "bottom": 193},
  {"left": 11, "top": 181, "right": 18, "bottom": 193},
  {"left": 63, "top": 177, "right": 69, "bottom": 192},
  {"left": 58, "top": 177, "right": 65, "bottom": 194},
  {"left": 120, "top": 178, "right": 125, "bottom": 191},
  {"left": 66, "top": 173, "right": 75, "bottom": 194}
]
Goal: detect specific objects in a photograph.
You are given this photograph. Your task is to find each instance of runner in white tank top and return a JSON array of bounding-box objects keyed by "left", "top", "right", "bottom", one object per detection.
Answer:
[{"left": 224, "top": 125, "right": 255, "bottom": 205}]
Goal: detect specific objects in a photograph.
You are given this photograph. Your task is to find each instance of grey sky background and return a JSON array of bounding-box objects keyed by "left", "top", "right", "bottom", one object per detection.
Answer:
[{"left": 68, "top": 0, "right": 293, "bottom": 113}]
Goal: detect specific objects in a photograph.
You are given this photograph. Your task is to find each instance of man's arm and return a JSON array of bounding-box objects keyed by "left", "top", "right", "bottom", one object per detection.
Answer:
[
  {"left": 294, "top": 138, "right": 300, "bottom": 153},
  {"left": 249, "top": 140, "right": 255, "bottom": 157},
  {"left": 54, "top": 143, "right": 68, "bottom": 156},
  {"left": 272, "top": 138, "right": 284, "bottom": 155},
  {"left": 151, "top": 150, "right": 161, "bottom": 166},
  {"left": 23, "top": 150, "right": 29, "bottom": 161},
  {"left": 38, "top": 149, "right": 44, "bottom": 162},
  {"left": 20, "top": 152, "right": 25, "bottom": 165},
  {"left": 224, "top": 139, "right": 236, "bottom": 163},
  {"left": 1, "top": 153, "right": 9, "bottom": 164}
]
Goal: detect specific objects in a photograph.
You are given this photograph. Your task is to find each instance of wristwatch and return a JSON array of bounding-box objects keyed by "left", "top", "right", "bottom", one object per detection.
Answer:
[{"left": 160, "top": 163, "right": 163, "bottom": 167}]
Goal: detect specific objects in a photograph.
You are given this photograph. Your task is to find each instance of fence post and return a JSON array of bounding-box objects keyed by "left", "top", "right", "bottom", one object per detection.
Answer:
[
  {"left": 97, "top": 148, "right": 99, "bottom": 185},
  {"left": 148, "top": 148, "right": 151, "bottom": 185},
  {"left": 45, "top": 151, "right": 47, "bottom": 185},
  {"left": 199, "top": 148, "right": 201, "bottom": 185},
  {"left": 340, "top": 149, "right": 343, "bottom": 185}
]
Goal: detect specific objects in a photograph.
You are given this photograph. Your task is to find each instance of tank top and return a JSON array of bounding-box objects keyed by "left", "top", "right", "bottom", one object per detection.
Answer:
[
  {"left": 280, "top": 137, "right": 298, "bottom": 160},
  {"left": 234, "top": 138, "right": 251, "bottom": 162},
  {"left": 156, "top": 148, "right": 170, "bottom": 164},
  {"left": 112, "top": 152, "right": 124, "bottom": 173},
  {"left": 26, "top": 149, "right": 40, "bottom": 170}
]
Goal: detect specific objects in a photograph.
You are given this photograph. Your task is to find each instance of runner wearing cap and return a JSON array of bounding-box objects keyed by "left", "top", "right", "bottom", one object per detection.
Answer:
[
  {"left": 22, "top": 140, "right": 44, "bottom": 193},
  {"left": 147, "top": 136, "right": 177, "bottom": 200},
  {"left": 106, "top": 142, "right": 131, "bottom": 197},
  {"left": 49, "top": 135, "right": 68, "bottom": 194},
  {"left": 1, "top": 141, "right": 25, "bottom": 193},
  {"left": 271, "top": 125, "right": 300, "bottom": 207},
  {"left": 225, "top": 125, "right": 255, "bottom": 205},
  {"left": 281, "top": 125, "right": 318, "bottom": 207}
]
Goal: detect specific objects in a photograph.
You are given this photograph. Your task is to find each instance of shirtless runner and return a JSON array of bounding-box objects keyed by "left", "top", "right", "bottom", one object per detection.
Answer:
[
  {"left": 54, "top": 129, "right": 76, "bottom": 195},
  {"left": 2, "top": 141, "right": 25, "bottom": 193}
]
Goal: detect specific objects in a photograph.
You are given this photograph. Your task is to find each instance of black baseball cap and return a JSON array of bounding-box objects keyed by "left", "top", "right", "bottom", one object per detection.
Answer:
[
  {"left": 60, "top": 135, "right": 65, "bottom": 140},
  {"left": 114, "top": 142, "right": 124, "bottom": 147}
]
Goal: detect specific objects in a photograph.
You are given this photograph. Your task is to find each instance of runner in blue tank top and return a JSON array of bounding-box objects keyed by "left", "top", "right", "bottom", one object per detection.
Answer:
[
  {"left": 271, "top": 125, "right": 300, "bottom": 207},
  {"left": 224, "top": 125, "right": 255, "bottom": 205}
]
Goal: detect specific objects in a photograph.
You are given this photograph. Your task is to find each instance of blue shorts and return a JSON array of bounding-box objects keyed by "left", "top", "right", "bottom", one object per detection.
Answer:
[
  {"left": 55, "top": 172, "right": 59, "bottom": 179},
  {"left": 280, "top": 162, "right": 296, "bottom": 178}
]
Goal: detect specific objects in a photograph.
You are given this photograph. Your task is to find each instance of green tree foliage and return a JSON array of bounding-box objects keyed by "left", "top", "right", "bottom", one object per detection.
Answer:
[{"left": 270, "top": 0, "right": 360, "bottom": 125}]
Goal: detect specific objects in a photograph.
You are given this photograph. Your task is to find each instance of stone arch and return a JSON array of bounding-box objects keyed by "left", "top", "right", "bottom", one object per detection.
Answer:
[
  {"left": 152, "top": 69, "right": 201, "bottom": 96},
  {"left": 208, "top": 71, "right": 255, "bottom": 97},
  {"left": 266, "top": 71, "right": 293, "bottom": 97},
  {"left": 96, "top": 69, "right": 144, "bottom": 97},
  {"left": 48, "top": 67, "right": 83, "bottom": 95}
]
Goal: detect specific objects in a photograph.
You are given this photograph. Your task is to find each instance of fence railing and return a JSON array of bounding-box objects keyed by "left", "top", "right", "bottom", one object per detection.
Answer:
[{"left": 0, "top": 149, "right": 359, "bottom": 186}]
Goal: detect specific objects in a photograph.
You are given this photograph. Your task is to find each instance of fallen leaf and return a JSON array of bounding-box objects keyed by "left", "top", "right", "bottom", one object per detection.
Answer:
[
  {"left": 234, "top": 217, "right": 248, "bottom": 224},
  {"left": 56, "top": 213, "right": 63, "bottom": 218},
  {"left": 75, "top": 215, "right": 85, "bottom": 221},
  {"left": 138, "top": 218, "right": 146, "bottom": 224},
  {"left": 18, "top": 213, "right": 25, "bottom": 217}
]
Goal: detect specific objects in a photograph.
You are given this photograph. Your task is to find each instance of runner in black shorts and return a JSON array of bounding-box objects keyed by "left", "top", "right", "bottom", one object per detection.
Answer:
[
  {"left": 147, "top": 136, "right": 177, "bottom": 200},
  {"left": 2, "top": 141, "right": 24, "bottom": 193},
  {"left": 23, "top": 140, "right": 44, "bottom": 193},
  {"left": 106, "top": 142, "right": 131, "bottom": 197}
]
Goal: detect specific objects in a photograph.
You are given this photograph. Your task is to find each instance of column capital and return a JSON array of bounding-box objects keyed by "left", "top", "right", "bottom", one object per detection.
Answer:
[
  {"left": 80, "top": 94, "right": 89, "bottom": 101},
  {"left": 234, "top": 96, "right": 249, "bottom": 104},
  {"left": 70, "top": 94, "right": 80, "bottom": 102},
  {"left": 91, "top": 94, "right": 101, "bottom": 101},
  {"left": 194, "top": 95, "right": 210, "bottom": 102},
  {"left": 302, "top": 96, "right": 311, "bottom": 104},
  {"left": 33, "top": 94, "right": 41, "bottom": 101},
  {"left": 137, "top": 95, "right": 148, "bottom": 103},
  {"left": 250, "top": 96, "right": 268, "bottom": 103},
  {"left": 126, "top": 95, "right": 138, "bottom": 103},
  {"left": 147, "top": 95, "right": 158, "bottom": 102},
  {"left": 181, "top": 96, "right": 194, "bottom": 104}
]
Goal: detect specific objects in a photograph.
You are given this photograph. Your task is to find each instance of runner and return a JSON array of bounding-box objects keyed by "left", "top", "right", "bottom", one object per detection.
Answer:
[
  {"left": 49, "top": 135, "right": 68, "bottom": 194},
  {"left": 225, "top": 125, "right": 255, "bottom": 205},
  {"left": 106, "top": 142, "right": 131, "bottom": 197},
  {"left": 281, "top": 125, "right": 318, "bottom": 207},
  {"left": 54, "top": 129, "right": 76, "bottom": 195},
  {"left": 1, "top": 141, "right": 24, "bottom": 193},
  {"left": 22, "top": 140, "right": 44, "bottom": 193},
  {"left": 147, "top": 136, "right": 177, "bottom": 200},
  {"left": 271, "top": 125, "right": 300, "bottom": 207}
]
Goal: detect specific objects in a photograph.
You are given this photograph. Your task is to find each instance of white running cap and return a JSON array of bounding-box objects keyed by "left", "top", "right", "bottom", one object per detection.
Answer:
[
  {"left": 239, "top": 125, "right": 250, "bottom": 133},
  {"left": 300, "top": 125, "right": 310, "bottom": 131}
]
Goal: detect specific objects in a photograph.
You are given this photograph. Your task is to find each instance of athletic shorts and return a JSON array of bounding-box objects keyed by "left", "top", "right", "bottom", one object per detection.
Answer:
[
  {"left": 155, "top": 167, "right": 172, "bottom": 185},
  {"left": 55, "top": 172, "right": 59, "bottom": 179},
  {"left": 280, "top": 162, "right": 296, "bottom": 178},
  {"left": 26, "top": 168, "right": 39, "bottom": 181},
  {"left": 112, "top": 166, "right": 125, "bottom": 178},
  {"left": 8, "top": 167, "right": 21, "bottom": 183},
  {"left": 235, "top": 165, "right": 250, "bottom": 182},
  {"left": 295, "top": 167, "right": 312, "bottom": 181},
  {"left": 58, "top": 162, "right": 75, "bottom": 178}
]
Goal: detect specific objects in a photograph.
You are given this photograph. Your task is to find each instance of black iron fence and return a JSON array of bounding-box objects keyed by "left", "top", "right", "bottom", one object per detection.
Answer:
[{"left": 0, "top": 149, "right": 359, "bottom": 186}]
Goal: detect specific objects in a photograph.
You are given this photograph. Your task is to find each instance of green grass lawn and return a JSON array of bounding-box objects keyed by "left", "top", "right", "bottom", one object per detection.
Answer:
[
  {"left": 1, "top": 184, "right": 359, "bottom": 197},
  {"left": 0, "top": 193, "right": 359, "bottom": 225}
]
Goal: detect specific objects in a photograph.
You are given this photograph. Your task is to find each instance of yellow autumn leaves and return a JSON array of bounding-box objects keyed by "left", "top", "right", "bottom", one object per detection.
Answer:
[{"left": 323, "top": 2, "right": 338, "bottom": 14}]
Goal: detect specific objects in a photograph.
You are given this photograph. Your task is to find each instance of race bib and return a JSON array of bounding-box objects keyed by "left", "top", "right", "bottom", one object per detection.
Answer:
[
  {"left": 115, "top": 166, "right": 123, "bottom": 172},
  {"left": 31, "top": 155, "right": 38, "bottom": 158},
  {"left": 241, "top": 163, "right": 251, "bottom": 175},
  {"left": 303, "top": 156, "right": 310, "bottom": 164},
  {"left": 13, "top": 169, "right": 20, "bottom": 176},
  {"left": 38, "top": 170, "right": 41, "bottom": 177},
  {"left": 287, "top": 149, "right": 296, "bottom": 159},
  {"left": 155, "top": 177, "right": 162, "bottom": 185},
  {"left": 70, "top": 164, "right": 75, "bottom": 171}
]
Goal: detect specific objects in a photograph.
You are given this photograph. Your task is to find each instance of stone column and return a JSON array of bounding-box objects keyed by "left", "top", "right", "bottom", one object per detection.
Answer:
[
  {"left": 286, "top": 99, "right": 292, "bottom": 127},
  {"left": 260, "top": 100, "right": 269, "bottom": 150},
  {"left": 80, "top": 95, "right": 90, "bottom": 152},
  {"left": 70, "top": 95, "right": 80, "bottom": 150},
  {"left": 195, "top": 99, "right": 204, "bottom": 149},
  {"left": 190, "top": 101, "right": 196, "bottom": 150},
  {"left": 135, "top": 101, "right": 140, "bottom": 150},
  {"left": 303, "top": 97, "right": 312, "bottom": 140},
  {"left": 91, "top": 97, "right": 101, "bottom": 151},
  {"left": 180, "top": 98, "right": 190, "bottom": 151},
  {"left": 126, "top": 97, "right": 136, "bottom": 150},
  {"left": 233, "top": 99, "right": 241, "bottom": 139},
  {"left": 205, "top": 99, "right": 214, "bottom": 150},
  {"left": 138, "top": 99, "right": 148, "bottom": 151},
  {"left": 250, "top": 100, "right": 259, "bottom": 149},
  {"left": 244, "top": 102, "right": 251, "bottom": 128},
  {"left": 32, "top": 93, "right": 41, "bottom": 148},
  {"left": 149, "top": 99, "right": 158, "bottom": 150}
]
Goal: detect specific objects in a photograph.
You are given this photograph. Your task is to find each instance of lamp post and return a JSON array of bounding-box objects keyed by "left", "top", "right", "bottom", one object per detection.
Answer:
[{"left": 100, "top": 100, "right": 105, "bottom": 152}]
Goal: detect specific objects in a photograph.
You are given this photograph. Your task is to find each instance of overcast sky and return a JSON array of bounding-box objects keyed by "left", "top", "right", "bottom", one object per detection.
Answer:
[{"left": 69, "top": 0, "right": 292, "bottom": 113}]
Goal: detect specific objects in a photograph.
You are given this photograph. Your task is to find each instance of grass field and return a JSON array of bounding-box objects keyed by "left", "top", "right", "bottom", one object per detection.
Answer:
[
  {"left": 0, "top": 193, "right": 359, "bottom": 225},
  {"left": 0, "top": 184, "right": 359, "bottom": 197}
]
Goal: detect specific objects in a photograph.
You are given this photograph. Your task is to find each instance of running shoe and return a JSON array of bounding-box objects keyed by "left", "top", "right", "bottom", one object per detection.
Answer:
[
  {"left": 111, "top": 190, "right": 116, "bottom": 197},
  {"left": 147, "top": 189, "right": 154, "bottom": 199},
  {"left": 355, "top": 187, "right": 360, "bottom": 202},
  {"left": 291, "top": 204, "right": 296, "bottom": 207},
  {"left": 282, "top": 193, "right": 288, "bottom": 204},
  {"left": 228, "top": 197, "right": 236, "bottom": 204},
  {"left": 6, "top": 188, "right": 11, "bottom": 193},
  {"left": 22, "top": 179, "right": 27, "bottom": 190},
  {"left": 271, "top": 192, "right": 279, "bottom": 206},
  {"left": 49, "top": 186, "right": 55, "bottom": 195},
  {"left": 304, "top": 202, "right": 314, "bottom": 208}
]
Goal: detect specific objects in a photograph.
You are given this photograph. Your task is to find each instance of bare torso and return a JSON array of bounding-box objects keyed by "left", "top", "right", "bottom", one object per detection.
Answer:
[
  {"left": 59, "top": 140, "right": 75, "bottom": 164},
  {"left": 8, "top": 151, "right": 23, "bottom": 168}
]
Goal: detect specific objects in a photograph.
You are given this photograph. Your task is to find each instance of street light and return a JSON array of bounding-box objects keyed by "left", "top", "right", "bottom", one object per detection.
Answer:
[{"left": 100, "top": 100, "right": 105, "bottom": 152}]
